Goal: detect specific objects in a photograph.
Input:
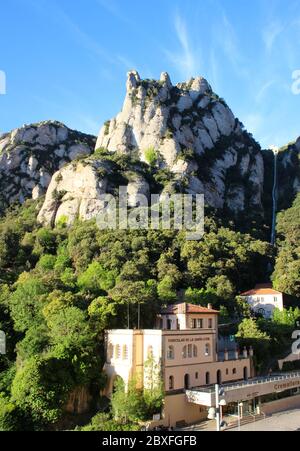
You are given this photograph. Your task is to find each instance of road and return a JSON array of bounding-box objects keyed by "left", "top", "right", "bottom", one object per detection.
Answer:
[
  {"left": 228, "top": 409, "right": 300, "bottom": 431},
  {"left": 181, "top": 409, "right": 300, "bottom": 432}
]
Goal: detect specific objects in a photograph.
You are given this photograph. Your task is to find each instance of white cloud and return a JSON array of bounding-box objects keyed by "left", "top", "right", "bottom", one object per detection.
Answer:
[
  {"left": 255, "top": 80, "right": 276, "bottom": 103},
  {"left": 96, "top": 0, "right": 131, "bottom": 24},
  {"left": 212, "top": 13, "right": 248, "bottom": 79},
  {"left": 263, "top": 21, "right": 285, "bottom": 53},
  {"left": 165, "top": 13, "right": 200, "bottom": 79}
]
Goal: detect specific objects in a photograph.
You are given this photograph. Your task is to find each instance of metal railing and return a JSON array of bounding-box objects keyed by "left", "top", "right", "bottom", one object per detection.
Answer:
[{"left": 190, "top": 371, "right": 300, "bottom": 394}]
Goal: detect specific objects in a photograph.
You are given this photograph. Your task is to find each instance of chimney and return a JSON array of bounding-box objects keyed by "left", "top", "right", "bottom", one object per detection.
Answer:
[
  {"left": 224, "top": 348, "right": 229, "bottom": 361},
  {"left": 178, "top": 303, "right": 187, "bottom": 314},
  {"left": 235, "top": 348, "right": 239, "bottom": 360},
  {"left": 207, "top": 304, "right": 213, "bottom": 310}
]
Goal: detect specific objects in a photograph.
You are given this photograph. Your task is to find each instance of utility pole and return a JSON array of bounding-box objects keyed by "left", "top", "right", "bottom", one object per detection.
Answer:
[
  {"left": 215, "top": 384, "right": 220, "bottom": 432},
  {"left": 215, "top": 385, "right": 227, "bottom": 431}
]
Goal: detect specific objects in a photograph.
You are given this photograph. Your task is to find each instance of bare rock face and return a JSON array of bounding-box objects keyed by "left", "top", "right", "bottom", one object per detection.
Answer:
[
  {"left": 96, "top": 71, "right": 265, "bottom": 214},
  {"left": 37, "top": 156, "right": 151, "bottom": 226},
  {"left": 0, "top": 121, "right": 95, "bottom": 212},
  {"left": 277, "top": 139, "right": 300, "bottom": 210}
]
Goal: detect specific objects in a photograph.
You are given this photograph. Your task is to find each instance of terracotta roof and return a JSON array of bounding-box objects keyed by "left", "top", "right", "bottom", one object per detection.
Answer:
[
  {"left": 241, "top": 284, "right": 282, "bottom": 296},
  {"left": 160, "top": 303, "right": 219, "bottom": 315}
]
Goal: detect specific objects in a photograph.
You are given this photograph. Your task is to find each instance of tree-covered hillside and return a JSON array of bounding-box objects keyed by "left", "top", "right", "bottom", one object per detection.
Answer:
[
  {"left": 272, "top": 193, "right": 300, "bottom": 299},
  {"left": 0, "top": 198, "right": 272, "bottom": 430}
]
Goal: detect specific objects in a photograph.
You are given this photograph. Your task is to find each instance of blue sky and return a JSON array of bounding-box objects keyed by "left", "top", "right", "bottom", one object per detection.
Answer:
[{"left": 1, "top": 0, "right": 300, "bottom": 148}]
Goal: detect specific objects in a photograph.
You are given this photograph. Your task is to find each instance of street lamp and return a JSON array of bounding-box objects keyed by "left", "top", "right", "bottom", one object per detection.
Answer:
[
  {"left": 238, "top": 402, "right": 244, "bottom": 431},
  {"left": 215, "top": 384, "right": 227, "bottom": 432}
]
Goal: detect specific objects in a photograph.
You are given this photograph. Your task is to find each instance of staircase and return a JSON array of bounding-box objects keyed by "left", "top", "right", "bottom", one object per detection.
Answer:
[{"left": 224, "top": 413, "right": 267, "bottom": 430}]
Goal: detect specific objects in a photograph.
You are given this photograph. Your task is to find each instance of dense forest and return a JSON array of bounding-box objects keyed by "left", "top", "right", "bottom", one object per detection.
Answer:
[{"left": 0, "top": 192, "right": 299, "bottom": 430}]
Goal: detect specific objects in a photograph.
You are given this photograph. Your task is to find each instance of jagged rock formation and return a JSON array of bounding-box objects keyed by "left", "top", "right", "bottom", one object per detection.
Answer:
[
  {"left": 0, "top": 121, "right": 95, "bottom": 213},
  {"left": 5, "top": 72, "right": 300, "bottom": 228},
  {"left": 95, "top": 71, "right": 264, "bottom": 214},
  {"left": 37, "top": 154, "right": 151, "bottom": 226},
  {"left": 277, "top": 138, "right": 300, "bottom": 210}
]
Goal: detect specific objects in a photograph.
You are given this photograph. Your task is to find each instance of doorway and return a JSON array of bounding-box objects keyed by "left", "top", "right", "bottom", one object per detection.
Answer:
[{"left": 184, "top": 374, "right": 190, "bottom": 390}]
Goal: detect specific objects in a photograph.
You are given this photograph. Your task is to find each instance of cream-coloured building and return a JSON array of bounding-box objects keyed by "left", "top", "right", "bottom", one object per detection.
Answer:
[
  {"left": 103, "top": 303, "right": 253, "bottom": 428},
  {"left": 241, "top": 284, "right": 284, "bottom": 319}
]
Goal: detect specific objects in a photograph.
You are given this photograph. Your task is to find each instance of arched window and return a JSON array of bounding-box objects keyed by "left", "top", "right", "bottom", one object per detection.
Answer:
[
  {"left": 115, "top": 344, "right": 121, "bottom": 359},
  {"left": 188, "top": 344, "right": 193, "bottom": 358},
  {"left": 122, "top": 345, "right": 128, "bottom": 360},
  {"left": 193, "top": 345, "right": 198, "bottom": 358},
  {"left": 182, "top": 346, "right": 187, "bottom": 359},
  {"left": 184, "top": 374, "right": 190, "bottom": 390},
  {"left": 169, "top": 376, "right": 174, "bottom": 390},
  {"left": 167, "top": 346, "right": 175, "bottom": 360},
  {"left": 205, "top": 343, "right": 211, "bottom": 356},
  {"left": 206, "top": 372, "right": 210, "bottom": 385},
  {"left": 233, "top": 368, "right": 237, "bottom": 375}
]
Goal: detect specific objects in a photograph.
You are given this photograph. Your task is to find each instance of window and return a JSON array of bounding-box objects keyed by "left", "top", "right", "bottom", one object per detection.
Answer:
[
  {"left": 208, "top": 319, "right": 213, "bottom": 329},
  {"left": 226, "top": 369, "right": 229, "bottom": 375},
  {"left": 197, "top": 319, "right": 203, "bottom": 329},
  {"left": 115, "top": 345, "right": 121, "bottom": 359},
  {"left": 195, "top": 372, "right": 199, "bottom": 380},
  {"left": 122, "top": 345, "right": 128, "bottom": 360},
  {"left": 206, "top": 372, "right": 210, "bottom": 385},
  {"left": 192, "top": 319, "right": 203, "bottom": 329},
  {"left": 274, "top": 297, "right": 278, "bottom": 303},
  {"left": 182, "top": 346, "right": 187, "bottom": 359},
  {"left": 205, "top": 344, "right": 211, "bottom": 357},
  {"left": 169, "top": 376, "right": 174, "bottom": 390},
  {"left": 188, "top": 344, "right": 193, "bottom": 358},
  {"left": 233, "top": 368, "right": 237, "bottom": 375},
  {"left": 193, "top": 345, "right": 198, "bottom": 358},
  {"left": 167, "top": 346, "right": 175, "bottom": 360}
]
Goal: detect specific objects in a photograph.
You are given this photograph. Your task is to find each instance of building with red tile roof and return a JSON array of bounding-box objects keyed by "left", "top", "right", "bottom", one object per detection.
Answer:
[{"left": 240, "top": 283, "right": 284, "bottom": 319}]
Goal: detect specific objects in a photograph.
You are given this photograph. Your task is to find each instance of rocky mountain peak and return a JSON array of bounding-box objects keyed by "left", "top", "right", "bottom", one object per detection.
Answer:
[
  {"left": 93, "top": 71, "right": 264, "bottom": 215},
  {"left": 0, "top": 121, "right": 95, "bottom": 213},
  {"left": 95, "top": 71, "right": 241, "bottom": 170}
]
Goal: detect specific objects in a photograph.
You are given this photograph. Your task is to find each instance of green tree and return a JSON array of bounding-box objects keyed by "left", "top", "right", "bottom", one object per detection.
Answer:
[
  {"left": 111, "top": 378, "right": 146, "bottom": 423},
  {"left": 78, "top": 262, "right": 116, "bottom": 294},
  {"left": 272, "top": 194, "right": 300, "bottom": 298},
  {"left": 236, "top": 318, "right": 271, "bottom": 371},
  {"left": 9, "top": 274, "right": 46, "bottom": 332},
  {"left": 11, "top": 356, "right": 74, "bottom": 425}
]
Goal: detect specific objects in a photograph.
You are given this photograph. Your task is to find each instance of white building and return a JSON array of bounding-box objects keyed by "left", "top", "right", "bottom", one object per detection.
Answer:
[
  {"left": 241, "top": 284, "right": 284, "bottom": 319},
  {"left": 103, "top": 303, "right": 253, "bottom": 428}
]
